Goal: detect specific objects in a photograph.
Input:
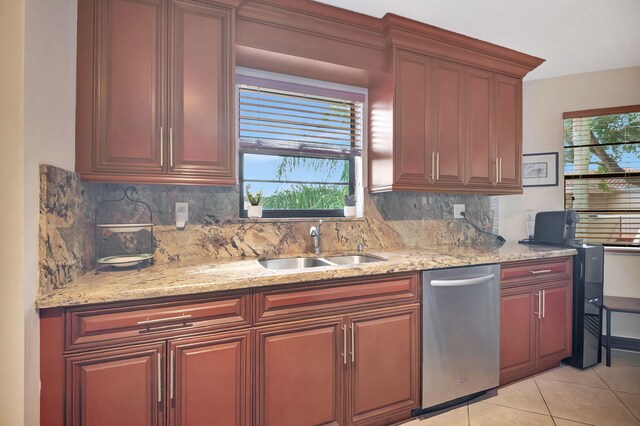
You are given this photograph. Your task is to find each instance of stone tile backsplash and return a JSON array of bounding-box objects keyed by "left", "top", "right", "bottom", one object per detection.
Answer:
[{"left": 39, "top": 164, "right": 497, "bottom": 293}]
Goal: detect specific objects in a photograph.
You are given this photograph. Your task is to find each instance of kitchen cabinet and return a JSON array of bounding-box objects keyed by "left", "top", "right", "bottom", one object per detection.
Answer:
[
  {"left": 369, "top": 49, "right": 531, "bottom": 195},
  {"left": 255, "top": 317, "right": 345, "bottom": 426},
  {"left": 76, "top": 0, "right": 236, "bottom": 185},
  {"left": 500, "top": 257, "right": 573, "bottom": 385},
  {"left": 170, "top": 330, "right": 251, "bottom": 426},
  {"left": 255, "top": 305, "right": 420, "bottom": 426},
  {"left": 347, "top": 306, "right": 420, "bottom": 426},
  {"left": 66, "top": 343, "right": 165, "bottom": 426},
  {"left": 41, "top": 273, "right": 420, "bottom": 426}
]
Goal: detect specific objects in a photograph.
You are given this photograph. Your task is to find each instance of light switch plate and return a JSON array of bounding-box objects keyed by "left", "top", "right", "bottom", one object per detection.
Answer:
[
  {"left": 176, "top": 202, "right": 188, "bottom": 228},
  {"left": 453, "top": 204, "right": 465, "bottom": 219}
]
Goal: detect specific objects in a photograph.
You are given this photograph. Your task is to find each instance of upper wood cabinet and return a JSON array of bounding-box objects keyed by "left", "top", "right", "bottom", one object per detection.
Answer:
[
  {"left": 370, "top": 47, "right": 526, "bottom": 195},
  {"left": 76, "top": 0, "right": 236, "bottom": 185}
]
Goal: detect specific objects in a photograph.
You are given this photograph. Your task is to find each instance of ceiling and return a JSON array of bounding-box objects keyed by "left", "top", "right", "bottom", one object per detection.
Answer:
[{"left": 314, "top": 0, "right": 640, "bottom": 81}]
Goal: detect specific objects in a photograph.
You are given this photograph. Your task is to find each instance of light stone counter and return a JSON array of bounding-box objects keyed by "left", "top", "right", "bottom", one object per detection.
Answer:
[{"left": 35, "top": 242, "right": 576, "bottom": 309}]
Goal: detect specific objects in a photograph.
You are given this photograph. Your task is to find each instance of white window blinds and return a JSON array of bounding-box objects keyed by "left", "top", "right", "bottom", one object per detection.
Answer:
[
  {"left": 238, "top": 82, "right": 363, "bottom": 158},
  {"left": 563, "top": 105, "right": 640, "bottom": 247}
]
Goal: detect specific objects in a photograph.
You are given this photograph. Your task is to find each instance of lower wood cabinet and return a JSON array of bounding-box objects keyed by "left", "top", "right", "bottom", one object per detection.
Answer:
[
  {"left": 170, "top": 331, "right": 252, "bottom": 426},
  {"left": 66, "top": 343, "right": 165, "bottom": 426},
  {"left": 64, "top": 330, "right": 252, "bottom": 426},
  {"left": 41, "top": 272, "right": 421, "bottom": 426},
  {"left": 256, "top": 317, "right": 345, "bottom": 426},
  {"left": 500, "top": 258, "right": 573, "bottom": 385},
  {"left": 255, "top": 305, "right": 420, "bottom": 426}
]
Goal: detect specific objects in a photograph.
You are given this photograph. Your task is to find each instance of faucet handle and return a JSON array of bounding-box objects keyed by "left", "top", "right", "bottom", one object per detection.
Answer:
[{"left": 357, "top": 243, "right": 367, "bottom": 252}]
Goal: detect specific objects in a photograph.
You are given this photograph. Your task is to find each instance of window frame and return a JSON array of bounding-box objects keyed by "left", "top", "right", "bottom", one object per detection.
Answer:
[
  {"left": 236, "top": 69, "right": 365, "bottom": 219},
  {"left": 563, "top": 104, "right": 640, "bottom": 248}
]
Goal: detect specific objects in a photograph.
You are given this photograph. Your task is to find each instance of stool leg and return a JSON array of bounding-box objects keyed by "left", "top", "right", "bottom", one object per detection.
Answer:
[{"left": 606, "top": 309, "right": 612, "bottom": 367}]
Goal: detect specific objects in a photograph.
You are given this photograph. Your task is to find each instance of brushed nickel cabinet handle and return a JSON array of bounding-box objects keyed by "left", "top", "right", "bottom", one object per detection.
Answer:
[
  {"left": 170, "top": 350, "right": 174, "bottom": 400},
  {"left": 157, "top": 352, "right": 162, "bottom": 403},
  {"left": 431, "top": 152, "right": 436, "bottom": 181},
  {"left": 534, "top": 291, "right": 542, "bottom": 320},
  {"left": 342, "top": 325, "right": 347, "bottom": 365},
  {"left": 530, "top": 269, "right": 552, "bottom": 275},
  {"left": 137, "top": 314, "right": 192, "bottom": 327},
  {"left": 160, "top": 127, "right": 164, "bottom": 167},
  {"left": 495, "top": 159, "right": 499, "bottom": 184},
  {"left": 499, "top": 157, "right": 503, "bottom": 183},
  {"left": 542, "top": 289, "right": 546, "bottom": 319},
  {"left": 436, "top": 152, "right": 440, "bottom": 180},
  {"left": 350, "top": 324, "right": 355, "bottom": 363},
  {"left": 169, "top": 127, "right": 174, "bottom": 168}
]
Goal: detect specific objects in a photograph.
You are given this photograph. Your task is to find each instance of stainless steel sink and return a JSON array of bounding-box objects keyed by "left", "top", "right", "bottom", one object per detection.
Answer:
[
  {"left": 258, "top": 254, "right": 386, "bottom": 269},
  {"left": 258, "top": 257, "right": 333, "bottom": 270},
  {"left": 322, "top": 254, "right": 387, "bottom": 265}
]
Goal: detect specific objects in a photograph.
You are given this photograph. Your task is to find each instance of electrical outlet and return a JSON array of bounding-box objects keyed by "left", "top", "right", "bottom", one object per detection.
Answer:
[
  {"left": 454, "top": 204, "right": 465, "bottom": 219},
  {"left": 176, "top": 202, "right": 188, "bottom": 228}
]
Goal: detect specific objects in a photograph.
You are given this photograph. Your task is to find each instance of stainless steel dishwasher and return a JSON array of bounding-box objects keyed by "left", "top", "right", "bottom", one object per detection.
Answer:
[{"left": 416, "top": 264, "right": 500, "bottom": 414}]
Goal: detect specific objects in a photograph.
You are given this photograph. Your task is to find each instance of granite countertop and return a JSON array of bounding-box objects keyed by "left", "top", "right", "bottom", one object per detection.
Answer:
[{"left": 35, "top": 242, "right": 576, "bottom": 309}]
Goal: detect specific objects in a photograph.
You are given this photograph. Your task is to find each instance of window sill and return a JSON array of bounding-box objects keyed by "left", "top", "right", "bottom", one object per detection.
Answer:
[{"left": 238, "top": 217, "right": 365, "bottom": 223}]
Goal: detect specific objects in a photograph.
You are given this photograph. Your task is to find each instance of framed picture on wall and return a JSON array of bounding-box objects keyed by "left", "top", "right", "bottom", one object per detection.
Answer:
[{"left": 522, "top": 152, "right": 559, "bottom": 187}]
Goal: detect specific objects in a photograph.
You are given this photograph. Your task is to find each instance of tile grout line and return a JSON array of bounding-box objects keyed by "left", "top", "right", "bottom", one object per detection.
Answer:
[
  {"left": 552, "top": 416, "right": 596, "bottom": 426},
  {"left": 533, "top": 377, "right": 557, "bottom": 423},
  {"left": 481, "top": 399, "right": 555, "bottom": 418},
  {"left": 591, "top": 364, "right": 640, "bottom": 423}
]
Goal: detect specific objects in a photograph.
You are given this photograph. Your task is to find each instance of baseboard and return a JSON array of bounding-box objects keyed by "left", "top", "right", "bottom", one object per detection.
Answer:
[{"left": 602, "top": 335, "right": 640, "bottom": 352}]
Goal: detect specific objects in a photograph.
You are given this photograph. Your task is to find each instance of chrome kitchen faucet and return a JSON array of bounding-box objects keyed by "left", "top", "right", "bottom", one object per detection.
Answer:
[{"left": 309, "top": 220, "right": 323, "bottom": 254}]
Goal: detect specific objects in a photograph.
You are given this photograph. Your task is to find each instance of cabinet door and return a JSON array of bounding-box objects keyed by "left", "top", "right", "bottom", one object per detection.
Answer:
[
  {"left": 256, "top": 317, "right": 345, "bottom": 426},
  {"left": 537, "top": 282, "right": 572, "bottom": 364},
  {"left": 347, "top": 306, "right": 420, "bottom": 426},
  {"left": 66, "top": 343, "right": 164, "bottom": 426},
  {"left": 169, "top": 330, "right": 251, "bottom": 426},
  {"left": 95, "top": 0, "right": 165, "bottom": 174},
  {"left": 465, "top": 67, "right": 495, "bottom": 187},
  {"left": 500, "top": 287, "right": 536, "bottom": 380},
  {"left": 495, "top": 74, "right": 522, "bottom": 189},
  {"left": 168, "top": 0, "right": 235, "bottom": 183},
  {"left": 432, "top": 60, "right": 465, "bottom": 187},
  {"left": 394, "top": 50, "right": 433, "bottom": 188}
]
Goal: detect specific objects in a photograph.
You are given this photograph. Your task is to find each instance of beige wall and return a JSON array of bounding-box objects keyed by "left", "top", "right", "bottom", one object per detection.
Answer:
[
  {"left": 22, "top": 0, "right": 78, "bottom": 424},
  {"left": 0, "top": 0, "right": 26, "bottom": 425},
  {"left": 500, "top": 66, "right": 640, "bottom": 338}
]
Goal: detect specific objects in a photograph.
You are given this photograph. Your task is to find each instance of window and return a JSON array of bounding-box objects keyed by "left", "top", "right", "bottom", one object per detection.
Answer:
[
  {"left": 563, "top": 105, "right": 640, "bottom": 247},
  {"left": 237, "top": 72, "right": 364, "bottom": 218}
]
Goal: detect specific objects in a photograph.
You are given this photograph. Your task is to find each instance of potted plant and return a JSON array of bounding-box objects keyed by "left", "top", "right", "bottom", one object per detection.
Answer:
[
  {"left": 343, "top": 194, "right": 357, "bottom": 217},
  {"left": 246, "top": 185, "right": 263, "bottom": 218}
]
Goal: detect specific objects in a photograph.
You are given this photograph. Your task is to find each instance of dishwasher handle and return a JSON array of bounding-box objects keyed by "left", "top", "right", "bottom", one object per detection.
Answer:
[{"left": 430, "top": 274, "right": 495, "bottom": 287}]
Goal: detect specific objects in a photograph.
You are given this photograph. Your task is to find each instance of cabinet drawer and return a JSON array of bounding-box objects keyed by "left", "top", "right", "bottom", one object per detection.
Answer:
[
  {"left": 255, "top": 273, "right": 419, "bottom": 324},
  {"left": 501, "top": 257, "right": 572, "bottom": 288},
  {"left": 65, "top": 292, "right": 250, "bottom": 352}
]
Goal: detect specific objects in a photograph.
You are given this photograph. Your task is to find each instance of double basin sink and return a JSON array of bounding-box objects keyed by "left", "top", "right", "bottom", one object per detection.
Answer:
[{"left": 259, "top": 254, "right": 386, "bottom": 270}]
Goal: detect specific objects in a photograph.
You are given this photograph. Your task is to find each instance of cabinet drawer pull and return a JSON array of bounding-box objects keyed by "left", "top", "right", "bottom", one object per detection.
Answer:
[
  {"left": 495, "top": 159, "right": 499, "bottom": 184},
  {"left": 160, "top": 126, "right": 164, "bottom": 167},
  {"left": 350, "top": 324, "right": 355, "bottom": 363},
  {"left": 169, "top": 127, "right": 174, "bottom": 168},
  {"left": 530, "top": 269, "right": 552, "bottom": 275},
  {"left": 542, "top": 289, "right": 546, "bottom": 319},
  {"left": 342, "top": 325, "right": 347, "bottom": 365},
  {"left": 499, "top": 157, "right": 502, "bottom": 183},
  {"left": 170, "top": 350, "right": 175, "bottom": 400},
  {"left": 534, "top": 291, "right": 542, "bottom": 320},
  {"left": 431, "top": 152, "right": 436, "bottom": 181},
  {"left": 436, "top": 152, "right": 440, "bottom": 180},
  {"left": 157, "top": 352, "right": 162, "bottom": 403},
  {"left": 137, "top": 314, "right": 192, "bottom": 327}
]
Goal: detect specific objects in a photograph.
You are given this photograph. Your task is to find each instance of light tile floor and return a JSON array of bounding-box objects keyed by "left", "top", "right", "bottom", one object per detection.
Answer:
[{"left": 402, "top": 349, "right": 640, "bottom": 426}]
